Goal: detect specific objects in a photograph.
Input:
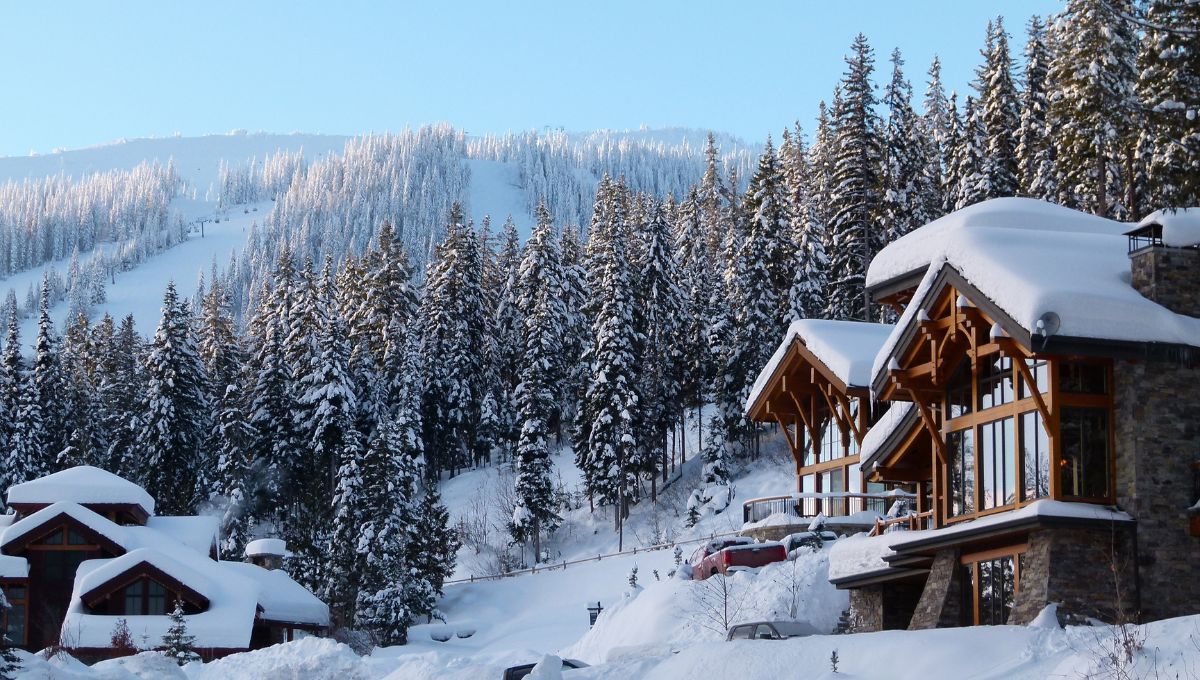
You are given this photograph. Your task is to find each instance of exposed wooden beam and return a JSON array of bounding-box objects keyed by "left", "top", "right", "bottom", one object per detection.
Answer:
[
  {"left": 908, "top": 389, "right": 947, "bottom": 464},
  {"left": 1010, "top": 355, "right": 1054, "bottom": 437}
]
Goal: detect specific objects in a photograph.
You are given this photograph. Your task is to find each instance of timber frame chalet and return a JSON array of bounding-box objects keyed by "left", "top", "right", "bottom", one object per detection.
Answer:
[
  {"left": 0, "top": 467, "right": 329, "bottom": 660},
  {"left": 748, "top": 198, "right": 1200, "bottom": 631},
  {"left": 743, "top": 320, "right": 910, "bottom": 536}
]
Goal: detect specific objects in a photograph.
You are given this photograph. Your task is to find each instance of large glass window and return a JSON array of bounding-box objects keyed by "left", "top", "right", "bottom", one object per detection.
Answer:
[
  {"left": 125, "top": 583, "right": 143, "bottom": 614},
  {"left": 1020, "top": 411, "right": 1050, "bottom": 501},
  {"left": 43, "top": 550, "right": 89, "bottom": 581},
  {"left": 977, "top": 556, "right": 1016, "bottom": 625},
  {"left": 1060, "top": 407, "right": 1111, "bottom": 499},
  {"left": 799, "top": 428, "right": 813, "bottom": 467},
  {"left": 819, "top": 420, "right": 845, "bottom": 463},
  {"left": 821, "top": 468, "right": 845, "bottom": 516},
  {"left": 978, "top": 356, "right": 1014, "bottom": 410},
  {"left": 148, "top": 581, "right": 167, "bottom": 616},
  {"left": 980, "top": 418, "right": 1015, "bottom": 509},
  {"left": 1059, "top": 362, "right": 1108, "bottom": 394},
  {"left": 947, "top": 361, "right": 973, "bottom": 419},
  {"left": 948, "top": 429, "right": 975, "bottom": 517},
  {"left": 1019, "top": 360, "right": 1048, "bottom": 398}
]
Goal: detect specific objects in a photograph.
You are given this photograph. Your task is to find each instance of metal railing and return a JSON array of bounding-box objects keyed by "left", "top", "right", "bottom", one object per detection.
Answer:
[{"left": 741, "top": 492, "right": 903, "bottom": 525}]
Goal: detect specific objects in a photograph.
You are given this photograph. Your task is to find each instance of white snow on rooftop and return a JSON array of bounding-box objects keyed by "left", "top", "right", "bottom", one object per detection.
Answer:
[
  {"left": 144, "top": 515, "right": 218, "bottom": 556},
  {"left": 885, "top": 500, "right": 1133, "bottom": 553},
  {"left": 859, "top": 401, "right": 917, "bottom": 467},
  {"left": 746, "top": 319, "right": 893, "bottom": 413},
  {"left": 827, "top": 529, "right": 937, "bottom": 582},
  {"left": 871, "top": 217, "right": 1200, "bottom": 386},
  {"left": 76, "top": 547, "right": 218, "bottom": 602},
  {"left": 244, "top": 537, "right": 288, "bottom": 557},
  {"left": 866, "top": 197, "right": 1126, "bottom": 289},
  {"left": 6, "top": 466, "right": 156, "bottom": 515},
  {"left": 0, "top": 553, "right": 27, "bottom": 579},
  {"left": 219, "top": 561, "right": 330, "bottom": 627},
  {"left": 1139, "top": 207, "right": 1200, "bottom": 248},
  {"left": 0, "top": 501, "right": 133, "bottom": 551}
]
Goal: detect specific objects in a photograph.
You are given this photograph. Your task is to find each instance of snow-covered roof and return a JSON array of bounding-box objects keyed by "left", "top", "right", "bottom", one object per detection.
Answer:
[
  {"left": 244, "top": 537, "right": 288, "bottom": 558},
  {"left": 65, "top": 557, "right": 259, "bottom": 650},
  {"left": 220, "top": 561, "right": 330, "bottom": 626},
  {"left": 827, "top": 530, "right": 937, "bottom": 583},
  {"left": 871, "top": 224, "right": 1200, "bottom": 386},
  {"left": 6, "top": 466, "right": 156, "bottom": 516},
  {"left": 859, "top": 401, "right": 917, "bottom": 469},
  {"left": 866, "top": 197, "right": 1126, "bottom": 291},
  {"left": 885, "top": 500, "right": 1133, "bottom": 554},
  {"left": 145, "top": 516, "right": 218, "bottom": 556},
  {"left": 746, "top": 319, "right": 893, "bottom": 413},
  {"left": 0, "top": 554, "right": 28, "bottom": 579},
  {"left": 77, "top": 548, "right": 218, "bottom": 602},
  {"left": 0, "top": 501, "right": 133, "bottom": 552},
  {"left": 1137, "top": 207, "right": 1200, "bottom": 248}
]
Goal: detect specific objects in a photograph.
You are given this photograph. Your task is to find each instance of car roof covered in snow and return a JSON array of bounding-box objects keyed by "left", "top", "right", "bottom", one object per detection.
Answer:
[{"left": 6, "top": 466, "right": 156, "bottom": 515}]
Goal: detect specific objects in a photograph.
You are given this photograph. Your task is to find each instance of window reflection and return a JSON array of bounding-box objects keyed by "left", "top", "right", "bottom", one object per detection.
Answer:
[
  {"left": 1060, "top": 407, "right": 1111, "bottom": 498},
  {"left": 1020, "top": 411, "right": 1049, "bottom": 500}
]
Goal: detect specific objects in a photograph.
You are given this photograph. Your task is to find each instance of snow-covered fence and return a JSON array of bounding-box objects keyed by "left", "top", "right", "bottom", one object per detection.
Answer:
[{"left": 445, "top": 530, "right": 746, "bottom": 585}]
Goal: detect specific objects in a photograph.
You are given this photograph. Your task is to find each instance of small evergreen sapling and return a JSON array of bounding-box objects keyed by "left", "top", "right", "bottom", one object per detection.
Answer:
[
  {"left": 161, "top": 601, "right": 199, "bottom": 666},
  {"left": 0, "top": 590, "right": 19, "bottom": 680},
  {"left": 673, "top": 545, "right": 683, "bottom": 566},
  {"left": 628, "top": 566, "right": 639, "bottom": 589}
]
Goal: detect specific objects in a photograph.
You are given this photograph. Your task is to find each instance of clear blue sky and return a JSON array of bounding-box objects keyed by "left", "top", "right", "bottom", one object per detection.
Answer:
[{"left": 0, "top": 0, "right": 1061, "bottom": 157}]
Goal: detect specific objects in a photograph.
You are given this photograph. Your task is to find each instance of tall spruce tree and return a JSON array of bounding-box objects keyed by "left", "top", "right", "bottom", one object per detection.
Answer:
[
  {"left": 1017, "top": 15, "right": 1057, "bottom": 200},
  {"left": 1138, "top": 0, "right": 1200, "bottom": 208},
  {"left": 825, "top": 34, "right": 883, "bottom": 321},
  {"left": 881, "top": 48, "right": 932, "bottom": 242},
  {"left": 975, "top": 18, "right": 1022, "bottom": 198},
  {"left": 1047, "top": 0, "right": 1140, "bottom": 218}
]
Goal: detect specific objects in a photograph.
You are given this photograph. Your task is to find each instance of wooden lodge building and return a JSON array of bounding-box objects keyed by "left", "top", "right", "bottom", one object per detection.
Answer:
[
  {"left": 747, "top": 199, "right": 1200, "bottom": 630},
  {"left": 0, "top": 466, "right": 328, "bottom": 659}
]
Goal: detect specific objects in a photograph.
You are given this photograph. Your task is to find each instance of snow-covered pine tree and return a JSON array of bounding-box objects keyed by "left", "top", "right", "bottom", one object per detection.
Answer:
[
  {"left": 1047, "top": 0, "right": 1140, "bottom": 218},
  {"left": 24, "top": 280, "right": 69, "bottom": 473},
  {"left": 161, "top": 601, "right": 199, "bottom": 666},
  {"left": 1017, "top": 15, "right": 1057, "bottom": 200},
  {"left": 582, "top": 178, "right": 642, "bottom": 532},
  {"left": 940, "top": 93, "right": 964, "bottom": 214},
  {"left": 100, "top": 315, "right": 145, "bottom": 477},
  {"left": 407, "top": 484, "right": 459, "bottom": 599},
  {"left": 420, "top": 204, "right": 488, "bottom": 477},
  {"left": 510, "top": 203, "right": 565, "bottom": 559},
  {"left": 557, "top": 225, "right": 590, "bottom": 445},
  {"left": 491, "top": 216, "right": 525, "bottom": 462},
  {"left": 921, "top": 56, "right": 953, "bottom": 217},
  {"left": 138, "top": 282, "right": 209, "bottom": 514},
  {"left": 293, "top": 259, "right": 361, "bottom": 596},
  {"left": 58, "top": 313, "right": 105, "bottom": 468},
  {"left": 825, "top": 34, "right": 883, "bottom": 322},
  {"left": 1138, "top": 0, "right": 1200, "bottom": 209},
  {"left": 632, "top": 202, "right": 685, "bottom": 496},
  {"left": 197, "top": 280, "right": 245, "bottom": 505},
  {"left": 954, "top": 96, "right": 992, "bottom": 209},
  {"left": 0, "top": 589, "right": 20, "bottom": 679},
  {"left": 673, "top": 189, "right": 715, "bottom": 440},
  {"left": 0, "top": 308, "right": 26, "bottom": 500},
  {"left": 881, "top": 48, "right": 932, "bottom": 244},
  {"left": 975, "top": 18, "right": 1021, "bottom": 199}
]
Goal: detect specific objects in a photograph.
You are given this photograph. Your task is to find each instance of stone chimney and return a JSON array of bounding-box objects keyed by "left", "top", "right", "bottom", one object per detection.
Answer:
[
  {"left": 244, "top": 538, "right": 287, "bottom": 570},
  {"left": 1126, "top": 213, "right": 1200, "bottom": 318}
]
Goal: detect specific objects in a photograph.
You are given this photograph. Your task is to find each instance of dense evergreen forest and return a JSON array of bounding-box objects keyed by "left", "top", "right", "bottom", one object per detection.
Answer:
[{"left": 0, "top": 0, "right": 1196, "bottom": 644}]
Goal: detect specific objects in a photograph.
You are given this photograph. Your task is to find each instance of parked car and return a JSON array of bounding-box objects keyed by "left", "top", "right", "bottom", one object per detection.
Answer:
[
  {"left": 696, "top": 541, "right": 787, "bottom": 578},
  {"left": 726, "top": 620, "right": 821, "bottom": 641},
  {"left": 502, "top": 658, "right": 590, "bottom": 679},
  {"left": 687, "top": 536, "right": 756, "bottom": 570},
  {"left": 781, "top": 530, "right": 839, "bottom": 556}
]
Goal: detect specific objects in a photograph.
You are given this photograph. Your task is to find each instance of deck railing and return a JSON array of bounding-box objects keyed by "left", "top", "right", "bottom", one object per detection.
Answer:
[
  {"left": 741, "top": 492, "right": 911, "bottom": 525},
  {"left": 868, "top": 510, "right": 934, "bottom": 536}
]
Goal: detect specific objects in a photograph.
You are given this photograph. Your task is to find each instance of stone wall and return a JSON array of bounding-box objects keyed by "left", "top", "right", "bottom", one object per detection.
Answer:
[
  {"left": 908, "top": 549, "right": 965, "bottom": 629},
  {"left": 848, "top": 580, "right": 924, "bottom": 632},
  {"left": 1009, "top": 525, "right": 1138, "bottom": 625},
  {"left": 1114, "top": 358, "right": 1200, "bottom": 622},
  {"left": 1130, "top": 246, "right": 1200, "bottom": 318}
]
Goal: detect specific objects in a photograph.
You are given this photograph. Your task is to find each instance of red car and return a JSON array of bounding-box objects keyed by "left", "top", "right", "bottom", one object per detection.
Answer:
[
  {"left": 688, "top": 537, "right": 755, "bottom": 577},
  {"left": 694, "top": 540, "right": 787, "bottom": 579}
]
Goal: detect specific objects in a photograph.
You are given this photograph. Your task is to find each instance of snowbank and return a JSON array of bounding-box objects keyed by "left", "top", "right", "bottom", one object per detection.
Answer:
[{"left": 564, "top": 545, "right": 847, "bottom": 664}]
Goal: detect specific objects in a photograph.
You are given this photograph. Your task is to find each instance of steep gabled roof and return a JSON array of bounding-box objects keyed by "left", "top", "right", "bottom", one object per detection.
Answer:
[
  {"left": 0, "top": 502, "right": 131, "bottom": 554},
  {"left": 78, "top": 548, "right": 214, "bottom": 609},
  {"left": 6, "top": 466, "right": 155, "bottom": 516},
  {"left": 746, "top": 319, "right": 893, "bottom": 416}
]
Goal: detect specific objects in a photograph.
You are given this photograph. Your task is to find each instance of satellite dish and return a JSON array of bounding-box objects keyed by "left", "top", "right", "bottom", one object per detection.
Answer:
[{"left": 1035, "top": 311, "right": 1061, "bottom": 349}]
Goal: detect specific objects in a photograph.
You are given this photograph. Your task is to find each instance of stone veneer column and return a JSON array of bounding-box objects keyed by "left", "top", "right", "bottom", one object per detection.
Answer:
[
  {"left": 1009, "top": 525, "right": 1138, "bottom": 625},
  {"left": 1114, "top": 358, "right": 1200, "bottom": 622},
  {"left": 908, "top": 549, "right": 964, "bottom": 629}
]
